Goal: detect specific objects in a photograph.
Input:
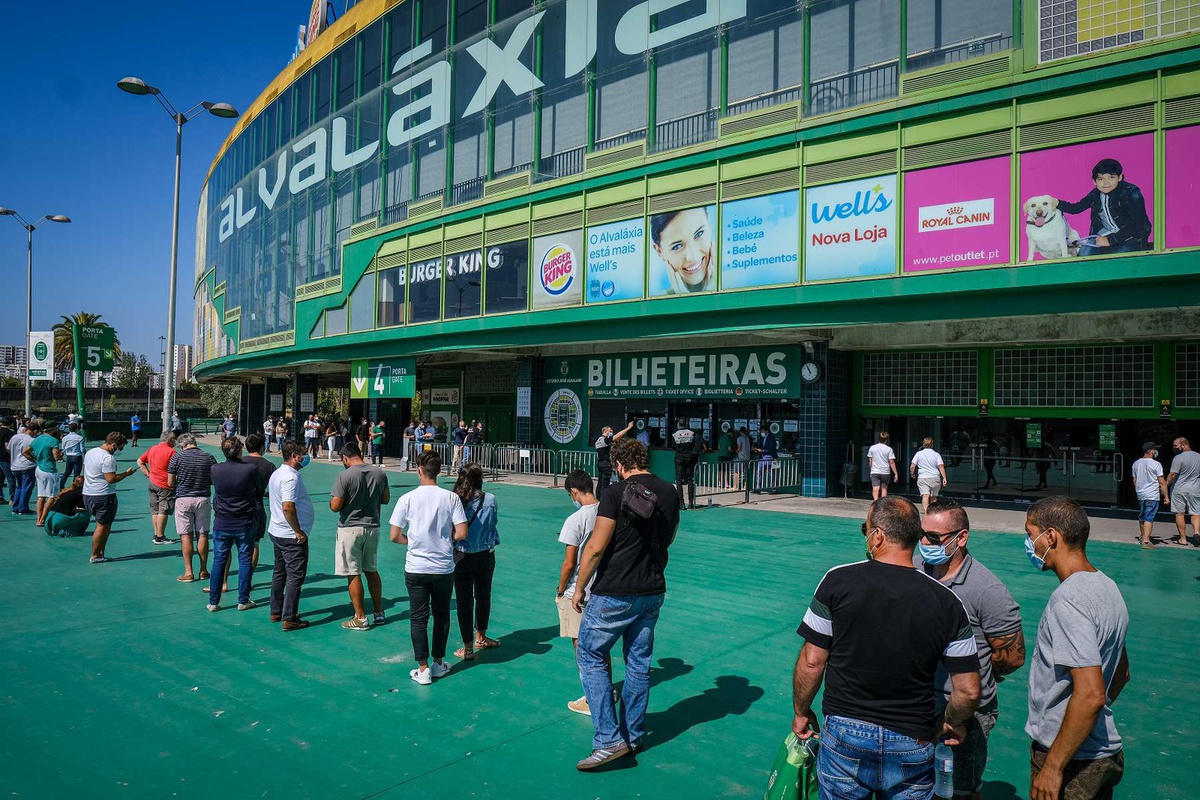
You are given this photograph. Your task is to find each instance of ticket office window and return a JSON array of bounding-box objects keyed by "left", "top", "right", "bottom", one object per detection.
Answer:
[
  {"left": 627, "top": 403, "right": 669, "bottom": 449},
  {"left": 666, "top": 403, "right": 715, "bottom": 450},
  {"left": 761, "top": 401, "right": 801, "bottom": 454}
]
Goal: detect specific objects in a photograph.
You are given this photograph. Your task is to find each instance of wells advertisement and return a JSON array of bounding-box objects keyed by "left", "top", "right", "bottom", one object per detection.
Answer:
[
  {"left": 541, "top": 346, "right": 803, "bottom": 448},
  {"left": 804, "top": 175, "right": 897, "bottom": 280},
  {"left": 903, "top": 157, "right": 1011, "bottom": 272},
  {"left": 720, "top": 191, "right": 801, "bottom": 289},
  {"left": 586, "top": 218, "right": 645, "bottom": 303}
]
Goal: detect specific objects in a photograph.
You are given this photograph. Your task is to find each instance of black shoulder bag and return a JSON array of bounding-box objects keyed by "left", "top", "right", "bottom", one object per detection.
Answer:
[{"left": 616, "top": 480, "right": 673, "bottom": 571}]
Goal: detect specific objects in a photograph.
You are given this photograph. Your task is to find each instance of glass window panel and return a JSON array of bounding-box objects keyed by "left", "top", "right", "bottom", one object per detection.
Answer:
[
  {"left": 495, "top": 0, "right": 534, "bottom": 22},
  {"left": 595, "top": 0, "right": 647, "bottom": 146},
  {"left": 456, "top": 0, "right": 489, "bottom": 43},
  {"left": 333, "top": 169, "right": 355, "bottom": 272},
  {"left": 385, "top": 142, "right": 412, "bottom": 223},
  {"left": 275, "top": 89, "right": 293, "bottom": 146},
  {"left": 293, "top": 74, "right": 312, "bottom": 131},
  {"left": 906, "top": 0, "right": 1014, "bottom": 71},
  {"left": 494, "top": 96, "right": 534, "bottom": 175},
  {"left": 485, "top": 240, "right": 528, "bottom": 314},
  {"left": 377, "top": 266, "right": 406, "bottom": 327},
  {"left": 326, "top": 302, "right": 348, "bottom": 335},
  {"left": 335, "top": 43, "right": 356, "bottom": 110},
  {"left": 310, "top": 313, "right": 325, "bottom": 339},
  {"left": 444, "top": 250, "right": 483, "bottom": 318},
  {"left": 310, "top": 182, "right": 333, "bottom": 280},
  {"left": 452, "top": 117, "right": 486, "bottom": 204},
  {"left": 727, "top": 2, "right": 804, "bottom": 112},
  {"left": 653, "top": 32, "right": 719, "bottom": 151},
  {"left": 416, "top": 129, "right": 447, "bottom": 199},
  {"left": 386, "top": 2, "right": 414, "bottom": 60},
  {"left": 314, "top": 58, "right": 334, "bottom": 121},
  {"left": 357, "top": 150, "right": 382, "bottom": 222},
  {"left": 349, "top": 272, "right": 376, "bottom": 331},
  {"left": 809, "top": 0, "right": 899, "bottom": 115},
  {"left": 420, "top": 0, "right": 449, "bottom": 51},
  {"left": 408, "top": 257, "right": 443, "bottom": 323},
  {"left": 360, "top": 20, "right": 384, "bottom": 94}
]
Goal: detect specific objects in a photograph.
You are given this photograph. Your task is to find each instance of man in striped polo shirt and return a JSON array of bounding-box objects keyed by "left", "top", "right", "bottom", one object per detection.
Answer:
[
  {"left": 168, "top": 434, "right": 217, "bottom": 582},
  {"left": 791, "top": 495, "right": 982, "bottom": 799}
]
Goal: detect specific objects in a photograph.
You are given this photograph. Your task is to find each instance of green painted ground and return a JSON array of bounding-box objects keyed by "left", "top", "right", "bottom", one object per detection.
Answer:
[{"left": 1, "top": 449, "right": 1196, "bottom": 799}]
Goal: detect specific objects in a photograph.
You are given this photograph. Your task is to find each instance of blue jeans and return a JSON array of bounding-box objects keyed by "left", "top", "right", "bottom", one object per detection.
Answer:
[
  {"left": 59, "top": 455, "right": 83, "bottom": 491},
  {"left": 0, "top": 461, "right": 12, "bottom": 501},
  {"left": 817, "top": 716, "right": 935, "bottom": 800},
  {"left": 1078, "top": 238, "right": 1146, "bottom": 257},
  {"left": 577, "top": 593, "right": 665, "bottom": 750},
  {"left": 210, "top": 527, "right": 255, "bottom": 606},
  {"left": 12, "top": 469, "right": 34, "bottom": 513}
]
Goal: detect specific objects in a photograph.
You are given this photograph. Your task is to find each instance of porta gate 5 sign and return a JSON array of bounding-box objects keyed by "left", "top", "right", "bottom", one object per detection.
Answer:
[
  {"left": 351, "top": 358, "right": 416, "bottom": 399},
  {"left": 28, "top": 332, "right": 54, "bottom": 379},
  {"left": 78, "top": 325, "right": 115, "bottom": 372}
]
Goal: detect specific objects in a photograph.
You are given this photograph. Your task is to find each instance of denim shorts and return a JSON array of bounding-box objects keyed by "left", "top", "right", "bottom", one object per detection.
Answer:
[{"left": 1138, "top": 499, "right": 1159, "bottom": 523}]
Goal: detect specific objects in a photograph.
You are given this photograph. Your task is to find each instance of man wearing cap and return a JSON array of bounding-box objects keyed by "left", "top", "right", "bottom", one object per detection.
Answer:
[{"left": 1131, "top": 442, "right": 1168, "bottom": 548}]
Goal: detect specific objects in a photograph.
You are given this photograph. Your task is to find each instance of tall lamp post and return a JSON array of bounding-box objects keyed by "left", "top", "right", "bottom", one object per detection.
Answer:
[
  {"left": 0, "top": 208, "right": 71, "bottom": 417},
  {"left": 117, "top": 76, "right": 238, "bottom": 431}
]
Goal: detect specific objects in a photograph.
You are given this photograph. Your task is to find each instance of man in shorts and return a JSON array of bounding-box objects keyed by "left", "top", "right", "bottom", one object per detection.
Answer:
[
  {"left": 130, "top": 413, "right": 141, "bottom": 447},
  {"left": 556, "top": 469, "right": 604, "bottom": 716},
  {"left": 242, "top": 433, "right": 276, "bottom": 570},
  {"left": 138, "top": 432, "right": 179, "bottom": 545},
  {"left": 26, "top": 422, "right": 63, "bottom": 527},
  {"left": 1131, "top": 442, "right": 1168, "bottom": 548},
  {"left": 82, "top": 432, "right": 138, "bottom": 563},
  {"left": 330, "top": 441, "right": 389, "bottom": 631},
  {"left": 1166, "top": 437, "right": 1200, "bottom": 546},
  {"left": 168, "top": 433, "right": 216, "bottom": 582},
  {"left": 910, "top": 437, "right": 948, "bottom": 514},
  {"left": 867, "top": 431, "right": 899, "bottom": 500}
]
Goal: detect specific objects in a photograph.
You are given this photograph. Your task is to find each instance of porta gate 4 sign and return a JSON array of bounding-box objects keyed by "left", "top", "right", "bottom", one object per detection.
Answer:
[
  {"left": 351, "top": 358, "right": 416, "bottom": 399},
  {"left": 78, "top": 325, "right": 115, "bottom": 372}
]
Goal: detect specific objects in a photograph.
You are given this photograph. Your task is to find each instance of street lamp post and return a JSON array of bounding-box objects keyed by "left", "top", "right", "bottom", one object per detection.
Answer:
[
  {"left": 0, "top": 208, "right": 71, "bottom": 417},
  {"left": 117, "top": 76, "right": 238, "bottom": 432}
]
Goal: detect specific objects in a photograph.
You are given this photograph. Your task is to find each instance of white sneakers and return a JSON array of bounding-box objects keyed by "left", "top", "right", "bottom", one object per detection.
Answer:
[{"left": 410, "top": 660, "right": 452, "bottom": 685}]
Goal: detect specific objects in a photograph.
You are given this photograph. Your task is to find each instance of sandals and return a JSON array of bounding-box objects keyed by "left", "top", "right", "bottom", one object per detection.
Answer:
[
  {"left": 198, "top": 571, "right": 210, "bottom": 580},
  {"left": 475, "top": 636, "right": 501, "bottom": 649},
  {"left": 177, "top": 574, "right": 196, "bottom": 582},
  {"left": 454, "top": 645, "right": 476, "bottom": 660}
]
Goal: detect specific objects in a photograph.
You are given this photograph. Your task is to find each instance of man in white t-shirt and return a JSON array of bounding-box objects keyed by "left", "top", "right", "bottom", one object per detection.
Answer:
[
  {"left": 82, "top": 432, "right": 138, "bottom": 563},
  {"left": 1131, "top": 442, "right": 1168, "bottom": 548},
  {"left": 910, "top": 438, "right": 948, "bottom": 514},
  {"left": 389, "top": 450, "right": 468, "bottom": 686},
  {"left": 268, "top": 441, "right": 315, "bottom": 631},
  {"left": 868, "top": 431, "right": 899, "bottom": 500},
  {"left": 556, "top": 469, "right": 604, "bottom": 716}
]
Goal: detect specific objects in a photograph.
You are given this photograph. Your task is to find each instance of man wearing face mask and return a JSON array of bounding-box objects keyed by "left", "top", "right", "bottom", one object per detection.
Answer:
[
  {"left": 792, "top": 495, "right": 981, "bottom": 798},
  {"left": 555, "top": 469, "right": 606, "bottom": 716},
  {"left": 168, "top": 434, "right": 217, "bottom": 582},
  {"left": 268, "top": 441, "right": 315, "bottom": 631},
  {"left": 919, "top": 498, "right": 1025, "bottom": 800},
  {"left": 1024, "top": 496, "right": 1130, "bottom": 800},
  {"left": 330, "top": 441, "right": 390, "bottom": 631}
]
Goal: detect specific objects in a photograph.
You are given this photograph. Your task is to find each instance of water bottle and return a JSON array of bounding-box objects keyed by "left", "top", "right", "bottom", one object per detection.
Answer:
[
  {"left": 707, "top": 495, "right": 713, "bottom": 509},
  {"left": 934, "top": 741, "right": 954, "bottom": 799}
]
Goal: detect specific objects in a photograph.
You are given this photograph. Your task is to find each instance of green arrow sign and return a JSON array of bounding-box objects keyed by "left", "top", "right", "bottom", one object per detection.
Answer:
[
  {"left": 79, "top": 325, "right": 115, "bottom": 373},
  {"left": 351, "top": 358, "right": 416, "bottom": 399}
]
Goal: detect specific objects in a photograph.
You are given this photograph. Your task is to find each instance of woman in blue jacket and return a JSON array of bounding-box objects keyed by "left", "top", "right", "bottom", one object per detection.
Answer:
[{"left": 452, "top": 463, "right": 501, "bottom": 659}]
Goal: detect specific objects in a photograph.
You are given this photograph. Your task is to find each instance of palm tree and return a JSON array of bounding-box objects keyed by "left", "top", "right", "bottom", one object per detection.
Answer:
[{"left": 52, "top": 312, "right": 122, "bottom": 372}]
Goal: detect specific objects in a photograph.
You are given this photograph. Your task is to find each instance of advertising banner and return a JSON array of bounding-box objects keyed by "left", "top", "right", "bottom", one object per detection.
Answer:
[
  {"left": 444, "top": 250, "right": 483, "bottom": 318},
  {"left": 532, "top": 230, "right": 584, "bottom": 309},
  {"left": 720, "top": 191, "right": 801, "bottom": 290},
  {"left": 903, "top": 157, "right": 1011, "bottom": 272},
  {"left": 1019, "top": 133, "right": 1154, "bottom": 261},
  {"left": 28, "top": 331, "right": 54, "bottom": 379},
  {"left": 804, "top": 175, "right": 897, "bottom": 281},
  {"left": 485, "top": 240, "right": 530, "bottom": 314},
  {"left": 1164, "top": 125, "right": 1200, "bottom": 249},
  {"left": 542, "top": 357, "right": 588, "bottom": 449},
  {"left": 648, "top": 205, "right": 717, "bottom": 297},
  {"left": 545, "top": 346, "right": 802, "bottom": 403},
  {"left": 586, "top": 218, "right": 645, "bottom": 303}
]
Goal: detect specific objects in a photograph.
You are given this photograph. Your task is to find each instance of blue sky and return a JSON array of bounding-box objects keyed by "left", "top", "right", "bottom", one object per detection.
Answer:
[{"left": 0, "top": 2, "right": 310, "bottom": 363}]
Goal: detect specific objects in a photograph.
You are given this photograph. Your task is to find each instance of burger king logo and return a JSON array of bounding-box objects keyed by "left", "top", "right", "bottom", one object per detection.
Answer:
[{"left": 539, "top": 243, "right": 576, "bottom": 296}]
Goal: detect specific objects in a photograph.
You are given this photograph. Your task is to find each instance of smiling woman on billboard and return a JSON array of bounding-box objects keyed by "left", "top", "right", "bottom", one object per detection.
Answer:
[{"left": 649, "top": 206, "right": 717, "bottom": 296}]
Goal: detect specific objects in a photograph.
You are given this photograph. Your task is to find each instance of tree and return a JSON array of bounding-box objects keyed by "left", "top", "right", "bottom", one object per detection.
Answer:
[
  {"left": 197, "top": 383, "right": 240, "bottom": 417},
  {"left": 317, "top": 388, "right": 348, "bottom": 423},
  {"left": 113, "top": 353, "right": 153, "bottom": 389},
  {"left": 51, "top": 312, "right": 122, "bottom": 372}
]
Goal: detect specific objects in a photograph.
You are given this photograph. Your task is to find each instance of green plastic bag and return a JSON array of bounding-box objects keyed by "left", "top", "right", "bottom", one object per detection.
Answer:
[{"left": 763, "top": 732, "right": 819, "bottom": 800}]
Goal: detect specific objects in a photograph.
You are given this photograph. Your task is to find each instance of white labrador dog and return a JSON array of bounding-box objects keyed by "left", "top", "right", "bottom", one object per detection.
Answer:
[{"left": 1024, "top": 196, "right": 1080, "bottom": 260}]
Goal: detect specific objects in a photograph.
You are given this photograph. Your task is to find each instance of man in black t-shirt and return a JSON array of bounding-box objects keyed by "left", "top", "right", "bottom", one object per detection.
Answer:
[
  {"left": 792, "top": 495, "right": 981, "bottom": 797},
  {"left": 208, "top": 437, "right": 264, "bottom": 611},
  {"left": 571, "top": 438, "right": 680, "bottom": 771},
  {"left": 593, "top": 420, "right": 634, "bottom": 495},
  {"left": 671, "top": 418, "right": 702, "bottom": 510},
  {"left": 0, "top": 416, "right": 14, "bottom": 505},
  {"left": 242, "top": 433, "right": 276, "bottom": 571}
]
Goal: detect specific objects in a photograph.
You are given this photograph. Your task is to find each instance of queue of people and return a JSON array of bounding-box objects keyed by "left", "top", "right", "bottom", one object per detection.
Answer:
[{"left": 8, "top": 411, "right": 1148, "bottom": 797}]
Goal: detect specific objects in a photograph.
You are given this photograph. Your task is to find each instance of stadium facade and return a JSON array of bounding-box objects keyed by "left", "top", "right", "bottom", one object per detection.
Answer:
[{"left": 194, "top": 0, "right": 1200, "bottom": 508}]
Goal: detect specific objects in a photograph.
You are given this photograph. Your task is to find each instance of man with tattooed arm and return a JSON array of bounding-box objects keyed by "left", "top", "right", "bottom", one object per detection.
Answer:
[{"left": 919, "top": 498, "right": 1026, "bottom": 800}]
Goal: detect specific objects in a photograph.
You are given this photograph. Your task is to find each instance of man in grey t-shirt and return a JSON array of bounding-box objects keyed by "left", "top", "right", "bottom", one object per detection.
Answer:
[
  {"left": 1024, "top": 497, "right": 1130, "bottom": 800},
  {"left": 920, "top": 499, "right": 1024, "bottom": 800},
  {"left": 330, "top": 441, "right": 390, "bottom": 631},
  {"left": 1166, "top": 437, "right": 1200, "bottom": 546}
]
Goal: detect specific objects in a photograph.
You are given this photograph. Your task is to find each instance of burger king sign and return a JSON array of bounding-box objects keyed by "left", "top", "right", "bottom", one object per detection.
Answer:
[{"left": 532, "top": 230, "right": 584, "bottom": 309}]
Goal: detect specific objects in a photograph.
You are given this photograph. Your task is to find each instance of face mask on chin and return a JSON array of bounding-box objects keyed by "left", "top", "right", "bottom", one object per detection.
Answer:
[{"left": 298, "top": 455, "right": 311, "bottom": 469}]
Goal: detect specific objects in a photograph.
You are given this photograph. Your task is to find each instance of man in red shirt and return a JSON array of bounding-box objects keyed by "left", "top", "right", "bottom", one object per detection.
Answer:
[{"left": 138, "top": 432, "right": 179, "bottom": 546}]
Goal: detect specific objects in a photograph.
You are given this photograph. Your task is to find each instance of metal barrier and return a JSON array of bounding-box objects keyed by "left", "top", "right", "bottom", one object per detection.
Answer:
[
  {"left": 554, "top": 450, "right": 597, "bottom": 485},
  {"left": 695, "top": 456, "right": 803, "bottom": 505},
  {"left": 493, "top": 445, "right": 556, "bottom": 478},
  {"left": 186, "top": 418, "right": 223, "bottom": 435}
]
